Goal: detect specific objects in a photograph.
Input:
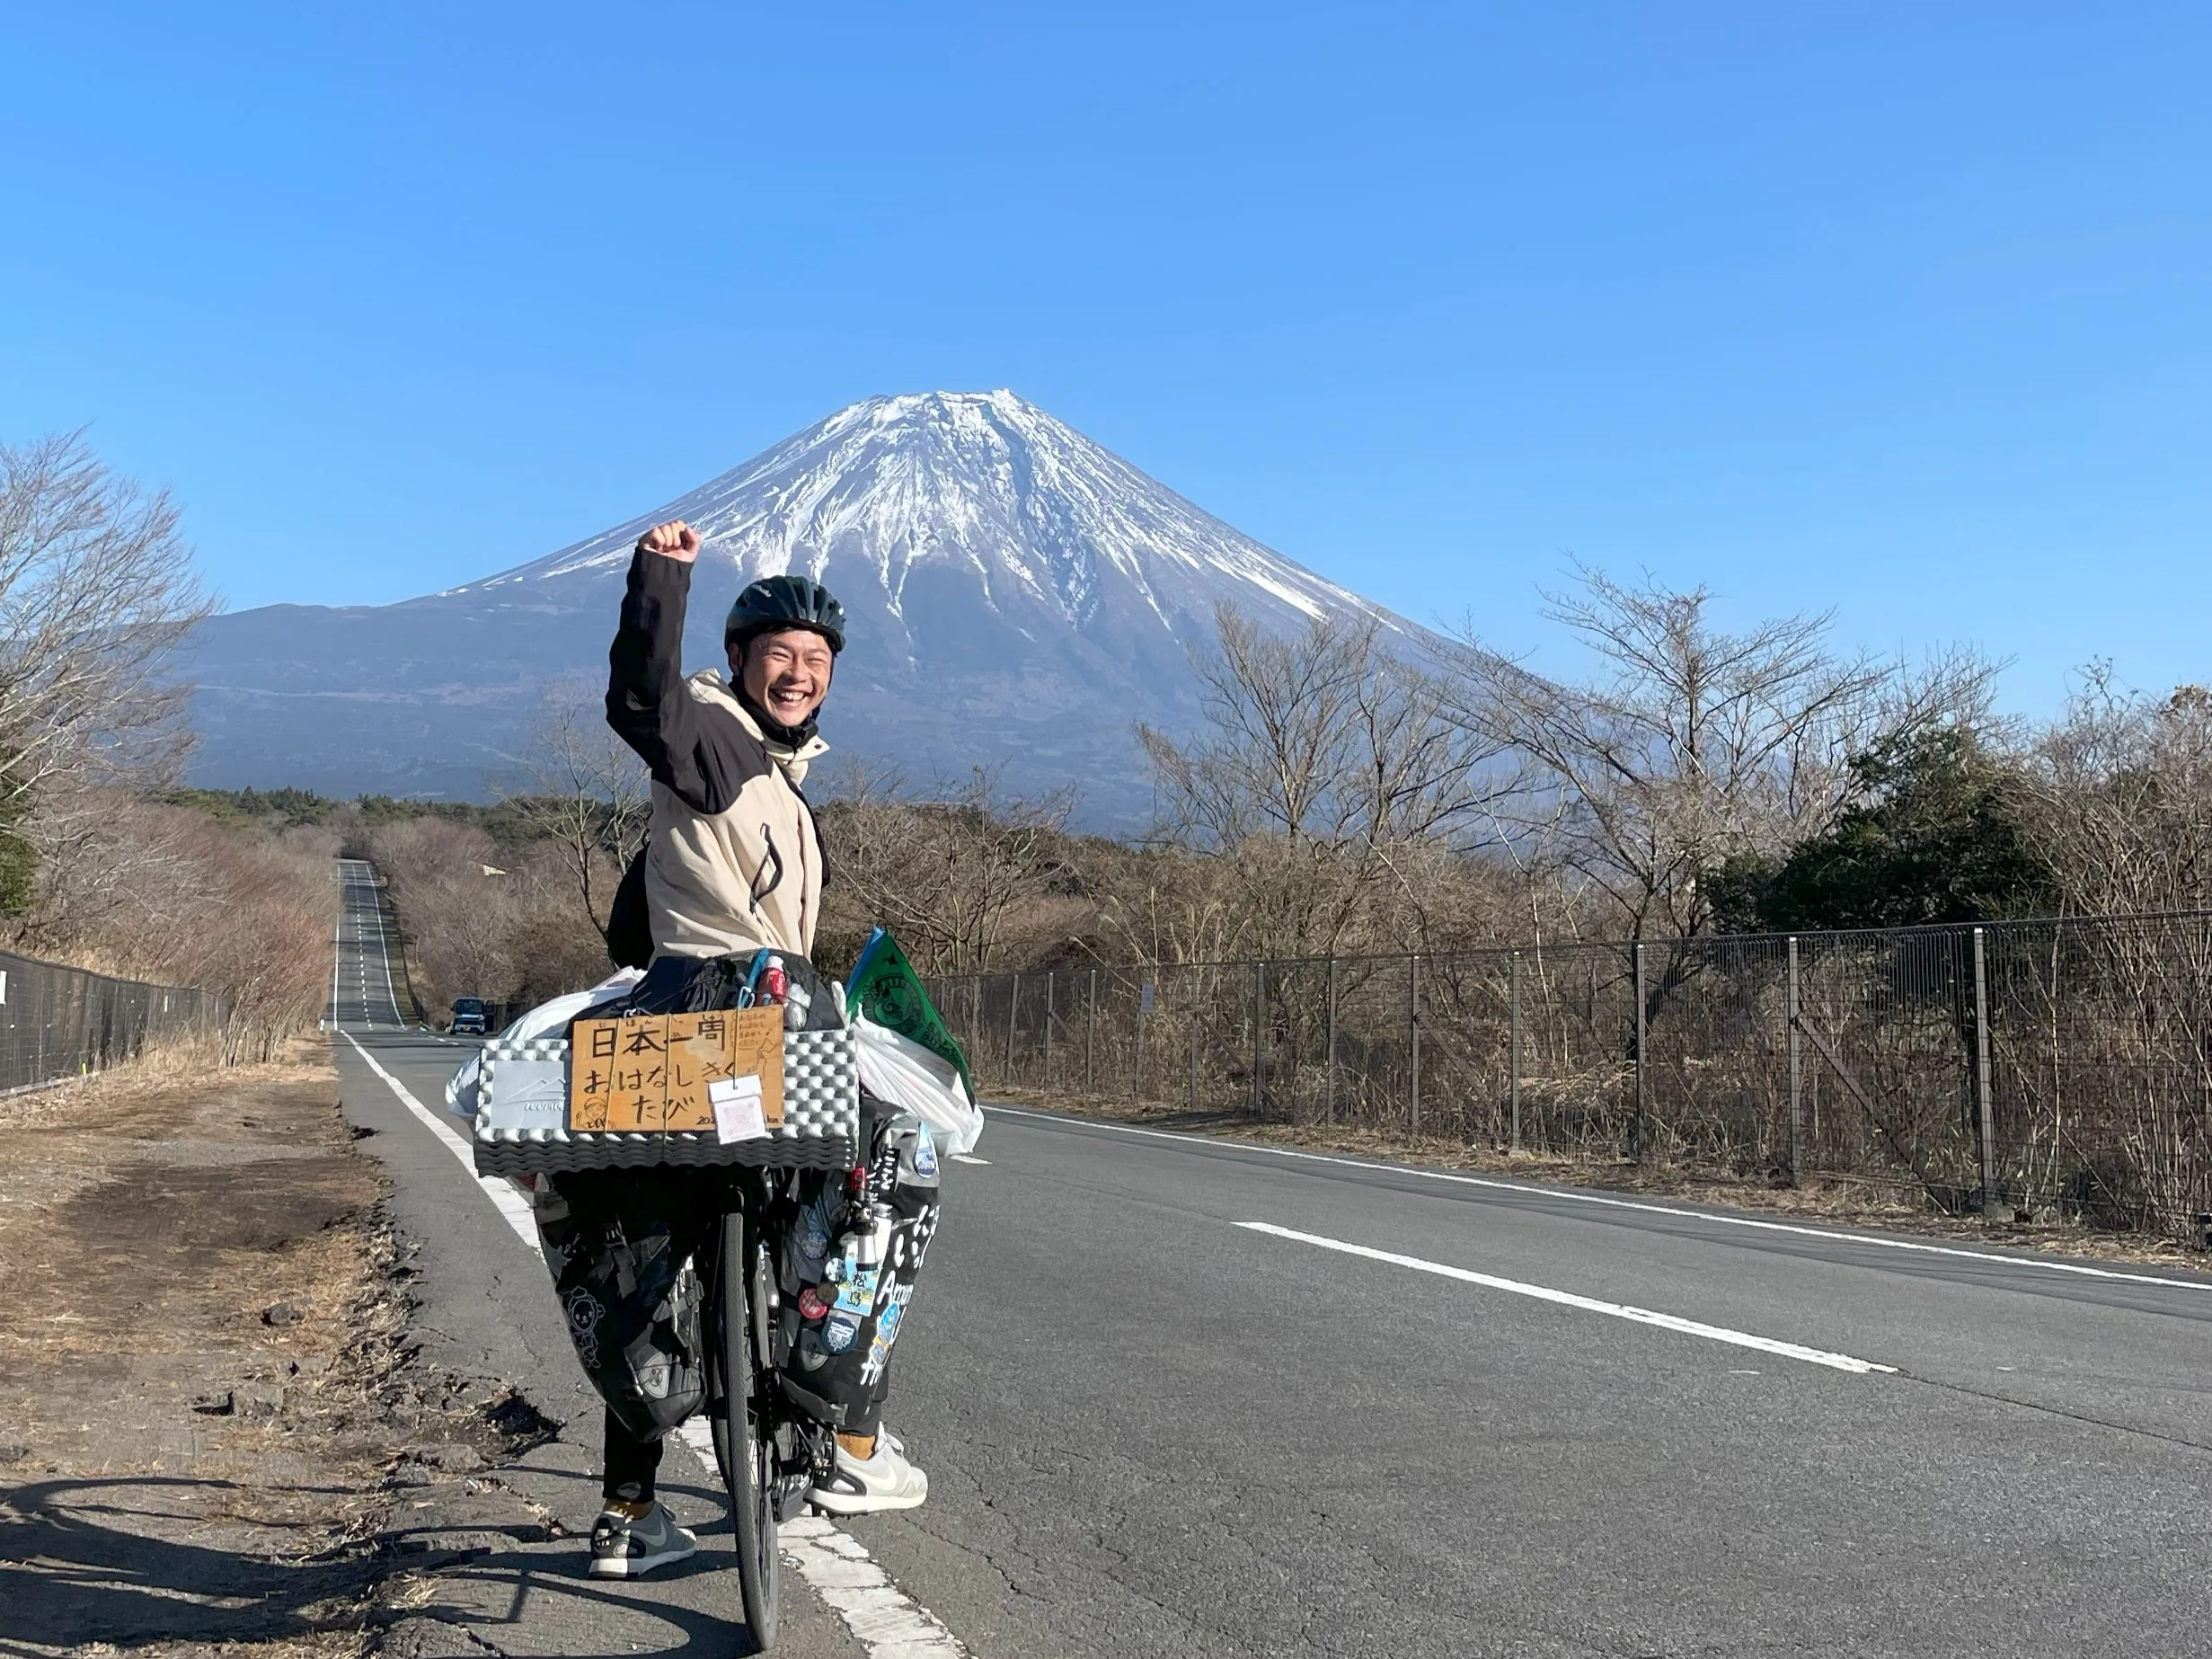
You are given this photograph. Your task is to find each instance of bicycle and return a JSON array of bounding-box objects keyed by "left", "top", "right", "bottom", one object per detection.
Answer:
[
  {"left": 470, "top": 975, "right": 900, "bottom": 1649},
  {"left": 700, "top": 1166, "right": 835, "bottom": 1650}
]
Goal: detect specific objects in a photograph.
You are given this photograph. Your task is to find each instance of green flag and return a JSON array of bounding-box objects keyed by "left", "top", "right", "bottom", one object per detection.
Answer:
[{"left": 845, "top": 928, "right": 974, "bottom": 1100}]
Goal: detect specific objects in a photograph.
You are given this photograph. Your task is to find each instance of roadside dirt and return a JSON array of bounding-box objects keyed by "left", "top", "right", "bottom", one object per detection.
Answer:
[
  {"left": 1007, "top": 1087, "right": 2212, "bottom": 1273},
  {"left": 0, "top": 1043, "right": 555, "bottom": 1659}
]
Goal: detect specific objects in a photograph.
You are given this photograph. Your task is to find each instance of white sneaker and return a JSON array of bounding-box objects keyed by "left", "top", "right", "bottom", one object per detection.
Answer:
[
  {"left": 809, "top": 1434, "right": 929, "bottom": 1514},
  {"left": 588, "top": 1502, "right": 698, "bottom": 1578}
]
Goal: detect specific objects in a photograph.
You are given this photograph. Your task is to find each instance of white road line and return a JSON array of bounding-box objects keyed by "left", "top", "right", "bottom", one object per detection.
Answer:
[
  {"left": 343, "top": 1034, "right": 541, "bottom": 1246},
  {"left": 774, "top": 1515, "right": 968, "bottom": 1655},
  {"left": 671, "top": 1424, "right": 964, "bottom": 1653},
  {"left": 328, "top": 885, "right": 342, "bottom": 1028},
  {"left": 1239, "top": 1220, "right": 1898, "bottom": 1375},
  {"left": 338, "top": 859, "right": 406, "bottom": 1030},
  {"left": 340, "top": 1029, "right": 962, "bottom": 1657},
  {"left": 949, "top": 1155, "right": 989, "bottom": 1166},
  {"left": 354, "top": 867, "right": 404, "bottom": 1027},
  {"left": 990, "top": 1105, "right": 2212, "bottom": 1296},
  {"left": 375, "top": 906, "right": 402, "bottom": 1025}
]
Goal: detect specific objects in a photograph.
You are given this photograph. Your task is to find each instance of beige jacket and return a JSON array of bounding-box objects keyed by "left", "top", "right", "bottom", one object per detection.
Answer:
[
  {"left": 606, "top": 548, "right": 829, "bottom": 963},
  {"left": 644, "top": 673, "right": 826, "bottom": 960}
]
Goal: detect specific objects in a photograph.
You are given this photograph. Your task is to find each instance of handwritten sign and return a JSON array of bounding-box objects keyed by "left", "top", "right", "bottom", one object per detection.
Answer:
[
  {"left": 732, "top": 1007, "right": 784, "bottom": 1129},
  {"left": 571, "top": 1007, "right": 784, "bottom": 1133},
  {"left": 663, "top": 1010, "right": 737, "bottom": 1130}
]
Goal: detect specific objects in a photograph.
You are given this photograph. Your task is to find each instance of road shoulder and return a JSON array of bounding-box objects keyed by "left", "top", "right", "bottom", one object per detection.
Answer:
[{"left": 0, "top": 1042, "right": 559, "bottom": 1659}]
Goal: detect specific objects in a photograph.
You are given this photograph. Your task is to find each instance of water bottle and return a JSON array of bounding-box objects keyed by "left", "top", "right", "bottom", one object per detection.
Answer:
[{"left": 854, "top": 1202, "right": 893, "bottom": 1267}]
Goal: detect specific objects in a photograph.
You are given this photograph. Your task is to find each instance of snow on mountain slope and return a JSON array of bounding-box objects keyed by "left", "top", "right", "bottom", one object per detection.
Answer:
[
  {"left": 457, "top": 390, "right": 1395, "bottom": 646},
  {"left": 185, "top": 392, "right": 1427, "bottom": 826}
]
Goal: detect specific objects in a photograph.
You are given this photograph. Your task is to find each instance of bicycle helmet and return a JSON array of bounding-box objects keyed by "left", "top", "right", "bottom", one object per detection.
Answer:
[{"left": 723, "top": 573, "right": 846, "bottom": 655}]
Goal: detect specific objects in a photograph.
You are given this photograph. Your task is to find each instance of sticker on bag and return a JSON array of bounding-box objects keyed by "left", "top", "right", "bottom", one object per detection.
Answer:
[
  {"left": 831, "top": 1266, "right": 879, "bottom": 1318},
  {"left": 859, "top": 1283, "right": 915, "bottom": 1385}
]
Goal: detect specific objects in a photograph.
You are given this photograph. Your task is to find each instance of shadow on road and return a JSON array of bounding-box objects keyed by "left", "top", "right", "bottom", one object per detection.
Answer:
[
  {"left": 3, "top": 1469, "right": 760, "bottom": 1659},
  {"left": 0, "top": 1472, "right": 380, "bottom": 1655}
]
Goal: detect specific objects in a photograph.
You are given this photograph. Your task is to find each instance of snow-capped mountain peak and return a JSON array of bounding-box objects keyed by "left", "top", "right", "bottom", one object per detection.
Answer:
[
  {"left": 461, "top": 390, "right": 1391, "bottom": 643},
  {"left": 190, "top": 392, "right": 1424, "bottom": 827}
]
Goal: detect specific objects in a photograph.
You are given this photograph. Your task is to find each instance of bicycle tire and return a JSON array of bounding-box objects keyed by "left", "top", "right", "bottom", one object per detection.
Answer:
[{"left": 713, "top": 1210, "right": 782, "bottom": 1649}]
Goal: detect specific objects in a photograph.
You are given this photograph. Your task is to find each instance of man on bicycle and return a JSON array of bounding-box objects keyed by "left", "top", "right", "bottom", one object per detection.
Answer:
[{"left": 538, "top": 518, "right": 935, "bottom": 1580}]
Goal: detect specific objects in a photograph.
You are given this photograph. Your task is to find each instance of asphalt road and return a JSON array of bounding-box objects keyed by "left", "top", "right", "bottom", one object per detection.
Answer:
[
  {"left": 333, "top": 859, "right": 408, "bottom": 1029},
  {"left": 332, "top": 873, "right": 2212, "bottom": 1657}
]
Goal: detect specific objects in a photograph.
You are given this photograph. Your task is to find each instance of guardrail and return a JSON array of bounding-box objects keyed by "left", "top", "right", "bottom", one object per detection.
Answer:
[
  {"left": 0, "top": 948, "right": 226, "bottom": 1096},
  {"left": 930, "top": 913, "right": 2212, "bottom": 1241}
]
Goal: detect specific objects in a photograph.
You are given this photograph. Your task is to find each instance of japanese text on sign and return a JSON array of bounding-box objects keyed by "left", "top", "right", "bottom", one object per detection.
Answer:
[{"left": 570, "top": 1009, "right": 784, "bottom": 1132}]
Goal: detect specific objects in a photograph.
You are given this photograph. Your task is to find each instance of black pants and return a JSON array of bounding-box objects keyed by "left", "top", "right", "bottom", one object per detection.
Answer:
[{"left": 538, "top": 1103, "right": 943, "bottom": 1504}]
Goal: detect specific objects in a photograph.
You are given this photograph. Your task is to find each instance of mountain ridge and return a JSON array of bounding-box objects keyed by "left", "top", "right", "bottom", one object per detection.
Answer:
[{"left": 183, "top": 390, "right": 1425, "bottom": 828}]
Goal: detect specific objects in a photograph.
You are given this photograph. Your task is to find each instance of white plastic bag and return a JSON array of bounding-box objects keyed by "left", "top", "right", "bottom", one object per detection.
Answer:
[
  {"left": 851, "top": 1010, "right": 984, "bottom": 1156},
  {"left": 444, "top": 967, "right": 642, "bottom": 1123}
]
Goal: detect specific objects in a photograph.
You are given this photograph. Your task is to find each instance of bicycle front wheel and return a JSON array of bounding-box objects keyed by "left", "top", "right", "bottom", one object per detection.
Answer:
[{"left": 712, "top": 1209, "right": 782, "bottom": 1649}]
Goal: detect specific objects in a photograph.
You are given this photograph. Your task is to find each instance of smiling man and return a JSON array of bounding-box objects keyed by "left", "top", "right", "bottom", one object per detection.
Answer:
[
  {"left": 553, "top": 519, "right": 933, "bottom": 1582},
  {"left": 607, "top": 519, "right": 841, "bottom": 961}
]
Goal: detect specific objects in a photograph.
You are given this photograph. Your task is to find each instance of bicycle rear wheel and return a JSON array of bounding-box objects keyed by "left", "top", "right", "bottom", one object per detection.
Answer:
[{"left": 711, "top": 1210, "right": 782, "bottom": 1649}]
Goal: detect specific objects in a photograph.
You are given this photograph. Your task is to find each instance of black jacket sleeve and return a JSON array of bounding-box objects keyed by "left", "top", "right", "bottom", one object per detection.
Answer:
[
  {"left": 603, "top": 846, "right": 654, "bottom": 970},
  {"left": 606, "top": 548, "right": 768, "bottom": 815}
]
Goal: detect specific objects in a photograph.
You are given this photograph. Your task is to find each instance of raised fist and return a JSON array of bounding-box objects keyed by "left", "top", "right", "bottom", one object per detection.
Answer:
[{"left": 637, "top": 519, "right": 702, "bottom": 563}]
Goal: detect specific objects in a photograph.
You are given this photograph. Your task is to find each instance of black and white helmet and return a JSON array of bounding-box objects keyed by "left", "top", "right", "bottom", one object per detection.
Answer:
[{"left": 723, "top": 574, "right": 845, "bottom": 655}]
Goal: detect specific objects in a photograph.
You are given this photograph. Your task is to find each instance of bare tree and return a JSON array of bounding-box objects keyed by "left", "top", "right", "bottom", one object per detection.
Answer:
[
  {"left": 13, "top": 794, "right": 340, "bottom": 1061},
  {"left": 495, "top": 675, "right": 650, "bottom": 943},
  {"left": 1443, "top": 563, "right": 1993, "bottom": 937},
  {"left": 1134, "top": 604, "right": 1507, "bottom": 960},
  {"left": 365, "top": 816, "right": 519, "bottom": 1013},
  {"left": 822, "top": 766, "right": 1079, "bottom": 973},
  {"left": 2021, "top": 666, "right": 2212, "bottom": 916},
  {"left": 0, "top": 432, "right": 214, "bottom": 835}
]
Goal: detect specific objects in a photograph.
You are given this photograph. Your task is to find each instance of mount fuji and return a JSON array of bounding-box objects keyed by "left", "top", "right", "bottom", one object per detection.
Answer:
[{"left": 184, "top": 391, "right": 1420, "bottom": 826}]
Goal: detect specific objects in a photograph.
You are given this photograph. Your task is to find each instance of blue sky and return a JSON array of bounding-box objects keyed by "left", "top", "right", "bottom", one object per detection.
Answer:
[{"left": 4, "top": 3, "right": 2207, "bottom": 707}]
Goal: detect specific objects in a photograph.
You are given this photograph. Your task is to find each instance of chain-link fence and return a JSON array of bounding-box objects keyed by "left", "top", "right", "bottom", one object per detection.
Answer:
[
  {"left": 929, "top": 913, "right": 2212, "bottom": 1240},
  {"left": 0, "top": 948, "right": 227, "bottom": 1096}
]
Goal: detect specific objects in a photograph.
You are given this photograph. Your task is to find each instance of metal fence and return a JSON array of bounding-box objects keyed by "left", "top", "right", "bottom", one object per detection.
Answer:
[
  {"left": 0, "top": 947, "right": 227, "bottom": 1096},
  {"left": 929, "top": 913, "right": 2212, "bottom": 1239}
]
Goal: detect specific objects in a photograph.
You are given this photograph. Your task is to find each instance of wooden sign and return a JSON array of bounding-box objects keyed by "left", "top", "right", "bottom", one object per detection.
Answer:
[
  {"left": 571, "top": 1008, "right": 784, "bottom": 1133},
  {"left": 663, "top": 1008, "right": 784, "bottom": 1131},
  {"left": 568, "top": 1015, "right": 666, "bottom": 1131}
]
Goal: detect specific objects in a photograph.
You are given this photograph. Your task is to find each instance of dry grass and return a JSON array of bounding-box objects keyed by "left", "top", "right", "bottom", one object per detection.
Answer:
[
  {"left": 60, "top": 1638, "right": 366, "bottom": 1659},
  {"left": 0, "top": 1038, "right": 379, "bottom": 1464},
  {"left": 0, "top": 1033, "right": 312, "bottom": 1129},
  {"left": 0, "top": 1040, "right": 400, "bottom": 1657},
  {"left": 0, "top": 1037, "right": 562, "bottom": 1658}
]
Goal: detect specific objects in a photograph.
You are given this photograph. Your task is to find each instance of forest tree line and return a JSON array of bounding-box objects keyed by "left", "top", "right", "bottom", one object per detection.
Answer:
[
  {"left": 0, "top": 434, "right": 335, "bottom": 1060},
  {"left": 8, "top": 427, "right": 2202, "bottom": 1053},
  {"left": 352, "top": 564, "right": 2212, "bottom": 1019}
]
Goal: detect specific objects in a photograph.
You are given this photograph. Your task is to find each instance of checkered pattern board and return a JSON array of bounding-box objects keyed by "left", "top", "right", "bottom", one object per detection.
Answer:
[
  {"left": 779, "top": 1027, "right": 862, "bottom": 1142},
  {"left": 472, "top": 1024, "right": 861, "bottom": 1174}
]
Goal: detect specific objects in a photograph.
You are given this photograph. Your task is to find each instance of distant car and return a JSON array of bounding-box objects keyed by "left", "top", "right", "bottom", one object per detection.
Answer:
[{"left": 449, "top": 998, "right": 491, "bottom": 1036}]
